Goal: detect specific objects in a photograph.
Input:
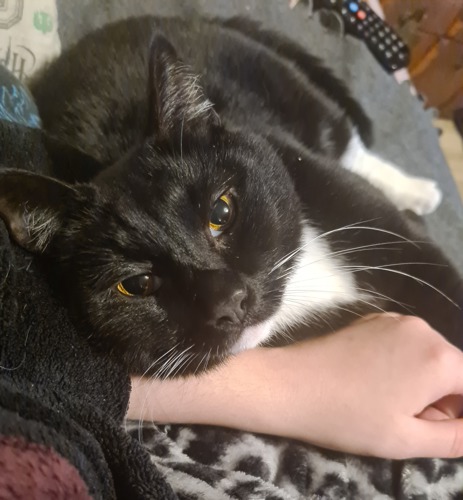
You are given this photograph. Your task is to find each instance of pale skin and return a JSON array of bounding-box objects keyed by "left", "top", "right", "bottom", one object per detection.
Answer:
[{"left": 128, "top": 314, "right": 463, "bottom": 460}]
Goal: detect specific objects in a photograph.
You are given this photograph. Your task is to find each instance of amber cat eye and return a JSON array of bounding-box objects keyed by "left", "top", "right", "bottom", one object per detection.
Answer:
[
  {"left": 209, "top": 192, "right": 235, "bottom": 237},
  {"left": 117, "top": 274, "right": 161, "bottom": 297}
]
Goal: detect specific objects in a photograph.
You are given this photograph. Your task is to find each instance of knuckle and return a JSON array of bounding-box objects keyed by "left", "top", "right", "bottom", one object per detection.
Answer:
[
  {"left": 397, "top": 315, "right": 430, "bottom": 332},
  {"left": 393, "top": 315, "right": 434, "bottom": 344},
  {"left": 398, "top": 315, "right": 446, "bottom": 349},
  {"left": 425, "top": 342, "right": 452, "bottom": 369}
]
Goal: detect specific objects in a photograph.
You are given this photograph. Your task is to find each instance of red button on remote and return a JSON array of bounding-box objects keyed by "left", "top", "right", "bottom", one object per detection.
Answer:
[{"left": 357, "top": 10, "right": 367, "bottom": 20}]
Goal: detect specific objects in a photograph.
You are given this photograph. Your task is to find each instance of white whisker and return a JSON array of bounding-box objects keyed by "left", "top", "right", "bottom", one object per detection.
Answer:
[
  {"left": 269, "top": 220, "right": 422, "bottom": 275},
  {"left": 344, "top": 264, "right": 459, "bottom": 308},
  {"left": 274, "top": 240, "right": 420, "bottom": 282},
  {"left": 140, "top": 343, "right": 179, "bottom": 380}
]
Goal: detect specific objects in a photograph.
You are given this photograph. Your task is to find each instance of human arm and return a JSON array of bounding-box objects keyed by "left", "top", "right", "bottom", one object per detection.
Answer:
[{"left": 128, "top": 313, "right": 463, "bottom": 460}]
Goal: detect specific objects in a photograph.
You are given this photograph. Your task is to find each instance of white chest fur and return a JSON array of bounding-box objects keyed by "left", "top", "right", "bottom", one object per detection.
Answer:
[{"left": 233, "top": 224, "right": 363, "bottom": 353}]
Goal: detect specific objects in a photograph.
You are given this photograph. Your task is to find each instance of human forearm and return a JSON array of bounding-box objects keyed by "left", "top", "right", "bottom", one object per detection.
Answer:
[
  {"left": 129, "top": 314, "right": 463, "bottom": 459},
  {"left": 128, "top": 346, "right": 294, "bottom": 431}
]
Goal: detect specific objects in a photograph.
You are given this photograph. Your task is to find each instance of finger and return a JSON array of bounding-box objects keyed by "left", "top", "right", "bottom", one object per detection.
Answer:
[
  {"left": 405, "top": 418, "right": 463, "bottom": 459},
  {"left": 418, "top": 406, "right": 451, "bottom": 421},
  {"left": 418, "top": 396, "right": 463, "bottom": 421}
]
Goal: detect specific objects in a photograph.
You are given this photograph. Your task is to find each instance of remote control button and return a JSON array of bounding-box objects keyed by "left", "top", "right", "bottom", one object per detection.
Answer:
[
  {"left": 392, "top": 45, "right": 398, "bottom": 52},
  {"left": 370, "top": 35, "right": 378, "bottom": 44},
  {"left": 378, "top": 42, "right": 385, "bottom": 50},
  {"left": 342, "top": 7, "right": 348, "bottom": 15},
  {"left": 349, "top": 15, "right": 356, "bottom": 23},
  {"left": 398, "top": 52, "right": 406, "bottom": 60},
  {"left": 385, "top": 50, "right": 392, "bottom": 59},
  {"left": 357, "top": 10, "right": 367, "bottom": 20},
  {"left": 348, "top": 1, "right": 359, "bottom": 12},
  {"left": 378, "top": 30, "right": 385, "bottom": 38},
  {"left": 385, "top": 37, "right": 392, "bottom": 45}
]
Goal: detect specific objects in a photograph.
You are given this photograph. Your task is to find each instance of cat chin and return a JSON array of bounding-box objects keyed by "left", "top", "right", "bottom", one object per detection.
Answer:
[{"left": 230, "top": 320, "right": 275, "bottom": 354}]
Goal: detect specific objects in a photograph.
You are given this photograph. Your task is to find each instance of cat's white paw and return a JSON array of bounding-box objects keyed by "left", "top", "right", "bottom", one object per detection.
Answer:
[
  {"left": 389, "top": 176, "right": 442, "bottom": 215},
  {"left": 340, "top": 134, "right": 443, "bottom": 216}
]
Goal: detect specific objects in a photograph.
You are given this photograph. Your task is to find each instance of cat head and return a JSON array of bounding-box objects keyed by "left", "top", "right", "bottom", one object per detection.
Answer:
[{"left": 0, "top": 34, "right": 303, "bottom": 376}]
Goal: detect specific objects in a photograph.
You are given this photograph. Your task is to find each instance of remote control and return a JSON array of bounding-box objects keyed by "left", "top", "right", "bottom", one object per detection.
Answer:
[{"left": 311, "top": 0, "right": 410, "bottom": 73}]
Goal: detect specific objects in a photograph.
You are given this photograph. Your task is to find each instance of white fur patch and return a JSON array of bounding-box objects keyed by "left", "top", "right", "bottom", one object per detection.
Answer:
[
  {"left": 231, "top": 320, "right": 274, "bottom": 354},
  {"left": 270, "top": 224, "right": 361, "bottom": 333},
  {"left": 232, "top": 224, "right": 362, "bottom": 353},
  {"left": 23, "top": 207, "right": 60, "bottom": 251},
  {"left": 341, "top": 132, "right": 442, "bottom": 215},
  {"left": 163, "top": 67, "right": 214, "bottom": 126}
]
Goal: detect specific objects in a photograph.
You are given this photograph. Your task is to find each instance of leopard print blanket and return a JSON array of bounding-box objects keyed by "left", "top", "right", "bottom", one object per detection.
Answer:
[{"left": 125, "top": 421, "right": 463, "bottom": 499}]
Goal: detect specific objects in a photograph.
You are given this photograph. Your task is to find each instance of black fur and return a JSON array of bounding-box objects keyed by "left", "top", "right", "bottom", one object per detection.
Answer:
[{"left": 0, "top": 16, "right": 461, "bottom": 376}]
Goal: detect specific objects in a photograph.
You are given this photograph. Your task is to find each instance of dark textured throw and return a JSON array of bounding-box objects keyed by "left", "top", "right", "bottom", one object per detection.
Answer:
[{"left": 0, "top": 117, "right": 176, "bottom": 499}]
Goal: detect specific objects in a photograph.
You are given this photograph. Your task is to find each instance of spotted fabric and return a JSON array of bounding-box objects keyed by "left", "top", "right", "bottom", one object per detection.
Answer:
[{"left": 126, "top": 421, "right": 463, "bottom": 499}]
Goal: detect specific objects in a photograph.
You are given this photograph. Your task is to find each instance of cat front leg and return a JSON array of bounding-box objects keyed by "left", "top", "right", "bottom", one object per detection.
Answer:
[{"left": 341, "top": 132, "right": 442, "bottom": 215}]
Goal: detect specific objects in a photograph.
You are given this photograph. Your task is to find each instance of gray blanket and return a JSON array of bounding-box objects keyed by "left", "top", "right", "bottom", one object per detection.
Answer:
[{"left": 51, "top": 1, "right": 463, "bottom": 498}]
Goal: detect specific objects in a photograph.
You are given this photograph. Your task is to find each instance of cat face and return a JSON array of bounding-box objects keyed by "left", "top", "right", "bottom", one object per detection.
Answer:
[
  {"left": 74, "top": 131, "right": 303, "bottom": 375},
  {"left": 0, "top": 34, "right": 304, "bottom": 375},
  {"left": 0, "top": 128, "right": 301, "bottom": 375}
]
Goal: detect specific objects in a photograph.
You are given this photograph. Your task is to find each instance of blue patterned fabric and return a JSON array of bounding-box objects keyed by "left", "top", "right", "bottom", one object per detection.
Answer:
[{"left": 0, "top": 65, "right": 40, "bottom": 128}]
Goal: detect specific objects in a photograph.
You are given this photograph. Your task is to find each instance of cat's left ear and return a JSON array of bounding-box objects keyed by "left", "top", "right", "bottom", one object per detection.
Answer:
[
  {"left": 146, "top": 34, "right": 220, "bottom": 140},
  {"left": 0, "top": 170, "right": 78, "bottom": 253}
]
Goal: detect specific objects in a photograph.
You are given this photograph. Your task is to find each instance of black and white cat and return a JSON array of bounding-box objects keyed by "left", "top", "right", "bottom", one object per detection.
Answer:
[{"left": 0, "top": 16, "right": 461, "bottom": 376}]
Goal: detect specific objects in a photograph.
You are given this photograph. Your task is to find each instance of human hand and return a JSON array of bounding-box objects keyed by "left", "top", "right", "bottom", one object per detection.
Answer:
[
  {"left": 128, "top": 314, "right": 463, "bottom": 459},
  {"left": 258, "top": 313, "right": 463, "bottom": 459}
]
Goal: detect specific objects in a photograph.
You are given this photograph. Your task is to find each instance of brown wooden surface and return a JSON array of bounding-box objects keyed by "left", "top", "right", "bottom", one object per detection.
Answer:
[{"left": 381, "top": 0, "right": 463, "bottom": 117}]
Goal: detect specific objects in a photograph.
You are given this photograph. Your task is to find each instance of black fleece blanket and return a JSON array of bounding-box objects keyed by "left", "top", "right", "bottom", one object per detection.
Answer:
[{"left": 0, "top": 117, "right": 176, "bottom": 499}]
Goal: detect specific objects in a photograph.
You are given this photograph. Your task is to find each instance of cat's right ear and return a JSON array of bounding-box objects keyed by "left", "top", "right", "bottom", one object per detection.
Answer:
[
  {"left": 0, "top": 170, "right": 77, "bottom": 254},
  {"left": 146, "top": 34, "right": 219, "bottom": 140}
]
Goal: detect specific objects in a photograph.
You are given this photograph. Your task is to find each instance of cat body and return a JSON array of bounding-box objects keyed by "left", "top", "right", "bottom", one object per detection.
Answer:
[{"left": 0, "top": 16, "right": 461, "bottom": 375}]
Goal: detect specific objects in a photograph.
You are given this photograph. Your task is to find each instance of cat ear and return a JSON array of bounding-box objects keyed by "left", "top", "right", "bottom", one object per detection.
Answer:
[
  {"left": 146, "top": 34, "right": 219, "bottom": 139},
  {"left": 0, "top": 170, "right": 77, "bottom": 253}
]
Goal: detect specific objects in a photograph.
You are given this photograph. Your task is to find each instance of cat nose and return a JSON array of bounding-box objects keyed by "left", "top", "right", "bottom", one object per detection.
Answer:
[
  {"left": 213, "top": 288, "right": 248, "bottom": 327},
  {"left": 194, "top": 270, "right": 251, "bottom": 331}
]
